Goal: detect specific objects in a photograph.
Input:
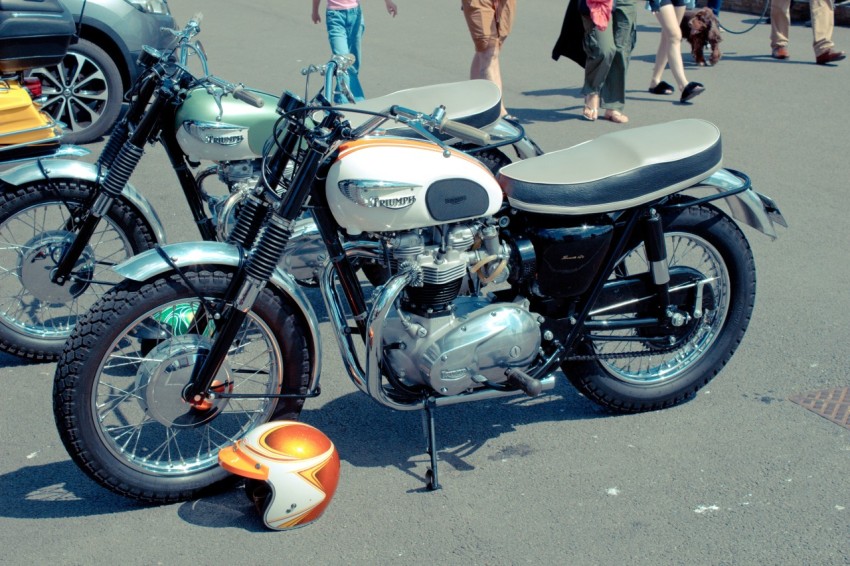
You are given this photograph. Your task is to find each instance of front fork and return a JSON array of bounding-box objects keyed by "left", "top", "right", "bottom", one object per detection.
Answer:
[
  {"left": 182, "top": 114, "right": 331, "bottom": 404},
  {"left": 52, "top": 93, "right": 168, "bottom": 285}
]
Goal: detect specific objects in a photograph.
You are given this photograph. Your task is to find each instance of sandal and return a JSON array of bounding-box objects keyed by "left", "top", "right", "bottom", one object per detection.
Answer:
[
  {"left": 680, "top": 82, "right": 705, "bottom": 103},
  {"left": 604, "top": 110, "right": 629, "bottom": 124},
  {"left": 582, "top": 94, "right": 599, "bottom": 121},
  {"left": 649, "top": 80, "right": 674, "bottom": 95}
]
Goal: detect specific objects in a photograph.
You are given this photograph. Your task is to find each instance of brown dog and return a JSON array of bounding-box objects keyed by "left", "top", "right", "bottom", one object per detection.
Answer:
[{"left": 681, "top": 7, "right": 722, "bottom": 66}]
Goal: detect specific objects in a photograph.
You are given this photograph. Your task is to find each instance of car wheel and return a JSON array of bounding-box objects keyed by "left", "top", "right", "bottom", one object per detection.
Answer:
[{"left": 30, "top": 38, "right": 124, "bottom": 144}]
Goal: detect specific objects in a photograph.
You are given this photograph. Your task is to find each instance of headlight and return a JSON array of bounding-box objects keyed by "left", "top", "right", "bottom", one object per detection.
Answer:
[{"left": 124, "top": 0, "right": 170, "bottom": 14}]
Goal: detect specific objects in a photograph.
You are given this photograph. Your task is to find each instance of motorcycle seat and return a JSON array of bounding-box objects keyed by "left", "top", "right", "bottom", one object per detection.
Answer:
[
  {"left": 498, "top": 119, "right": 722, "bottom": 215},
  {"left": 341, "top": 80, "right": 502, "bottom": 130}
]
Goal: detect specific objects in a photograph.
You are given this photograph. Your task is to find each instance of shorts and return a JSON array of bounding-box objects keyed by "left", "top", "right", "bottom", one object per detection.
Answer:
[
  {"left": 461, "top": 0, "right": 516, "bottom": 52},
  {"left": 647, "top": 0, "right": 687, "bottom": 12}
]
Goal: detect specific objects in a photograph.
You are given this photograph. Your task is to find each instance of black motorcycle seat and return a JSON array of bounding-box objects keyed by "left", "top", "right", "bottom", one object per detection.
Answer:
[
  {"left": 498, "top": 119, "right": 722, "bottom": 215},
  {"left": 342, "top": 80, "right": 501, "bottom": 130}
]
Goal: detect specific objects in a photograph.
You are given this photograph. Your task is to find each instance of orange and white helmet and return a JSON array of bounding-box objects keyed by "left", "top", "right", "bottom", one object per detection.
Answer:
[{"left": 218, "top": 421, "right": 340, "bottom": 530}]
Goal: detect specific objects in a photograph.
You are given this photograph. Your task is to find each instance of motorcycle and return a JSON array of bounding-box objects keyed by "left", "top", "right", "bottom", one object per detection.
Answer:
[
  {"left": 0, "top": 16, "right": 541, "bottom": 361},
  {"left": 52, "top": 59, "right": 786, "bottom": 502}
]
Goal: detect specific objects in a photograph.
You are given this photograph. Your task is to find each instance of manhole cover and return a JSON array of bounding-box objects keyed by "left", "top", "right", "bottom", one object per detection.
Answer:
[{"left": 789, "top": 387, "right": 850, "bottom": 430}]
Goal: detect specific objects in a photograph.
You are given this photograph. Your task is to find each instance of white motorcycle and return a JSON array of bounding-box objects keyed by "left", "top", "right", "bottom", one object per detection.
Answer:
[{"left": 53, "top": 64, "right": 786, "bottom": 502}]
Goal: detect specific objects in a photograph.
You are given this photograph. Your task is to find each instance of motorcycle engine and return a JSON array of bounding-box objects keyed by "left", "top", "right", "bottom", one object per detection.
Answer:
[{"left": 382, "top": 223, "right": 542, "bottom": 396}]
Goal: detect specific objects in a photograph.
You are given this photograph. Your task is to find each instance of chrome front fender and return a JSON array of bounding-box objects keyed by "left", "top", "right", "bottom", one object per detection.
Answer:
[
  {"left": 113, "top": 241, "right": 323, "bottom": 392},
  {"left": 0, "top": 158, "right": 168, "bottom": 244},
  {"left": 687, "top": 168, "right": 787, "bottom": 240}
]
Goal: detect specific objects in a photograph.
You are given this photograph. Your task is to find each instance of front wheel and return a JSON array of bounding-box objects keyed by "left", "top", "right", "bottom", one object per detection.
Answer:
[
  {"left": 52, "top": 269, "right": 311, "bottom": 503},
  {"left": 0, "top": 179, "right": 156, "bottom": 361},
  {"left": 564, "top": 204, "right": 756, "bottom": 412}
]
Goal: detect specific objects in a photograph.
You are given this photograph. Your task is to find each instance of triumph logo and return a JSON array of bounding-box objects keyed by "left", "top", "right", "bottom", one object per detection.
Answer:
[
  {"left": 183, "top": 121, "right": 247, "bottom": 147},
  {"left": 338, "top": 180, "right": 418, "bottom": 209},
  {"left": 378, "top": 195, "right": 416, "bottom": 209},
  {"left": 204, "top": 133, "right": 244, "bottom": 146}
]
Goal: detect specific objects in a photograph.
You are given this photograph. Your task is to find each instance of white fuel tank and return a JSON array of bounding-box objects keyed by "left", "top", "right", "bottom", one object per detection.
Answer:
[{"left": 325, "top": 139, "right": 503, "bottom": 235}]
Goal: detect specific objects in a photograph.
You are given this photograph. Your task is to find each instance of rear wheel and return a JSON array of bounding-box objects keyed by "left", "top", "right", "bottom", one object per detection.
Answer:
[
  {"left": 564, "top": 204, "right": 756, "bottom": 412},
  {"left": 0, "top": 180, "right": 155, "bottom": 361},
  {"left": 53, "top": 269, "right": 311, "bottom": 503}
]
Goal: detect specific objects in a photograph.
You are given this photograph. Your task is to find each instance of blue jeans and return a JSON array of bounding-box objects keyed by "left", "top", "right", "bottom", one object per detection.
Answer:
[{"left": 326, "top": 7, "right": 365, "bottom": 102}]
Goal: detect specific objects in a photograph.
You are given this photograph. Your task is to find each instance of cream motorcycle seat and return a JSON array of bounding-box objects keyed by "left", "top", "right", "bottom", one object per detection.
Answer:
[
  {"left": 340, "top": 80, "right": 502, "bottom": 130},
  {"left": 499, "top": 119, "right": 723, "bottom": 215}
]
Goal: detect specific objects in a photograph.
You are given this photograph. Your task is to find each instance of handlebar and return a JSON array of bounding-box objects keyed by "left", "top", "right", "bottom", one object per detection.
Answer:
[
  {"left": 389, "top": 105, "right": 491, "bottom": 147},
  {"left": 438, "top": 118, "right": 492, "bottom": 146}
]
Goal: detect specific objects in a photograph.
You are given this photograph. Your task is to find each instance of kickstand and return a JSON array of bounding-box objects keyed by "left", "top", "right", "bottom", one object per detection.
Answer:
[{"left": 422, "top": 398, "right": 441, "bottom": 491}]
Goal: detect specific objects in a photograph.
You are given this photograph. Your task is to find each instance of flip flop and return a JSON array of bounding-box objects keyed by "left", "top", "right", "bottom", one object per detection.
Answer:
[
  {"left": 649, "top": 81, "right": 674, "bottom": 95},
  {"left": 680, "top": 82, "right": 705, "bottom": 103}
]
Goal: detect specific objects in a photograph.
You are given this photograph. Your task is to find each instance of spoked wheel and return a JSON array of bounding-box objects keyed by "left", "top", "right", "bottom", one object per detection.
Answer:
[
  {"left": 0, "top": 180, "right": 155, "bottom": 361},
  {"left": 564, "top": 204, "right": 757, "bottom": 412},
  {"left": 53, "top": 269, "right": 310, "bottom": 503}
]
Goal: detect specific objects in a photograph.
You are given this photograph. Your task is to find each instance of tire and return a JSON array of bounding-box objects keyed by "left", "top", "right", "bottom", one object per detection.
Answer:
[
  {"left": 30, "top": 39, "right": 124, "bottom": 144},
  {"left": 0, "top": 179, "right": 156, "bottom": 361},
  {"left": 53, "top": 269, "right": 311, "bottom": 503},
  {"left": 564, "top": 203, "right": 756, "bottom": 412}
]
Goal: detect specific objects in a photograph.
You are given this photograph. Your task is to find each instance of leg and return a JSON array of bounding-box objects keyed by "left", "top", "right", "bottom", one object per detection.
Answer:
[
  {"left": 599, "top": 0, "right": 636, "bottom": 121},
  {"left": 464, "top": 0, "right": 509, "bottom": 115},
  {"left": 809, "top": 0, "right": 835, "bottom": 57},
  {"left": 581, "top": 14, "right": 615, "bottom": 119},
  {"left": 770, "top": 0, "right": 791, "bottom": 51},
  {"left": 326, "top": 9, "right": 360, "bottom": 103},
  {"left": 707, "top": 0, "right": 722, "bottom": 16},
  {"left": 346, "top": 6, "right": 366, "bottom": 100},
  {"left": 653, "top": 5, "right": 689, "bottom": 92}
]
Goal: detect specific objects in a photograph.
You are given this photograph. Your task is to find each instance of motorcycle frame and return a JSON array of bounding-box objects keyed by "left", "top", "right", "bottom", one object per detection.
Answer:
[
  {"left": 112, "top": 156, "right": 778, "bottom": 412},
  {"left": 108, "top": 107, "right": 783, "bottom": 490}
]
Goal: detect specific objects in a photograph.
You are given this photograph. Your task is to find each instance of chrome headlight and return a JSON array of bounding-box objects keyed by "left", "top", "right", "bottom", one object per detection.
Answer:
[{"left": 124, "top": 0, "right": 170, "bottom": 15}]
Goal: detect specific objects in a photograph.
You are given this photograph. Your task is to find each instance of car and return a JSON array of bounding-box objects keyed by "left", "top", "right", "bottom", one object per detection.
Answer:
[{"left": 29, "top": 0, "right": 175, "bottom": 144}]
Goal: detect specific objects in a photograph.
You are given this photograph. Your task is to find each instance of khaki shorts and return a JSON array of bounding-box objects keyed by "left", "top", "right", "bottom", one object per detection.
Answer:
[{"left": 462, "top": 0, "right": 516, "bottom": 52}]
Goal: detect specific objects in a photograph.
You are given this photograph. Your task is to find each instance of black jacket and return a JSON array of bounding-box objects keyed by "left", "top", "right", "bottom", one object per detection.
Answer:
[{"left": 551, "top": 0, "right": 586, "bottom": 68}]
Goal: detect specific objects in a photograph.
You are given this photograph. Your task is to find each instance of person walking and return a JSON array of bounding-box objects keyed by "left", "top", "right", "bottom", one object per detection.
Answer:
[
  {"left": 578, "top": 0, "right": 638, "bottom": 123},
  {"left": 769, "top": 0, "right": 845, "bottom": 64},
  {"left": 312, "top": 0, "right": 399, "bottom": 102},
  {"left": 646, "top": 0, "right": 705, "bottom": 104},
  {"left": 461, "top": 0, "right": 516, "bottom": 117}
]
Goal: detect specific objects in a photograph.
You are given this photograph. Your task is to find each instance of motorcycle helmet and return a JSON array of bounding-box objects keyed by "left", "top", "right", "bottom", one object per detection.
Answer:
[{"left": 218, "top": 421, "right": 340, "bottom": 530}]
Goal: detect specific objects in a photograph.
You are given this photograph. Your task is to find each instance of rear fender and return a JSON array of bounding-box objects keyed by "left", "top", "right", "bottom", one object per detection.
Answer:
[
  {"left": 113, "top": 241, "right": 322, "bottom": 389},
  {"left": 0, "top": 158, "right": 168, "bottom": 243},
  {"left": 685, "top": 168, "right": 787, "bottom": 240}
]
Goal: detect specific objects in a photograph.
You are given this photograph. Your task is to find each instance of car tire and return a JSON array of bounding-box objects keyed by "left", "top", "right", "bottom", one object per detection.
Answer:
[{"left": 30, "top": 38, "right": 124, "bottom": 144}]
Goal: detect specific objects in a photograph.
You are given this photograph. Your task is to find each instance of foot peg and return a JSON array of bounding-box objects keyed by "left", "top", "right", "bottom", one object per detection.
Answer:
[{"left": 505, "top": 368, "right": 543, "bottom": 397}]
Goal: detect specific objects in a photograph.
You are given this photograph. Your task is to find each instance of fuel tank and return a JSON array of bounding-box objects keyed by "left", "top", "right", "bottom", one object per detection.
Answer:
[
  {"left": 325, "top": 139, "right": 503, "bottom": 234},
  {"left": 174, "top": 87, "right": 280, "bottom": 161}
]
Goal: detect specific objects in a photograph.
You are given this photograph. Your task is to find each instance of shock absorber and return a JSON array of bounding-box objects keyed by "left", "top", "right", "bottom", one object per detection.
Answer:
[
  {"left": 226, "top": 194, "right": 269, "bottom": 249},
  {"left": 52, "top": 90, "right": 171, "bottom": 284},
  {"left": 643, "top": 208, "right": 671, "bottom": 318}
]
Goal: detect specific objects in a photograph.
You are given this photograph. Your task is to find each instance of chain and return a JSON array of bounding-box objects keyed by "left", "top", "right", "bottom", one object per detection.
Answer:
[{"left": 565, "top": 349, "right": 658, "bottom": 362}]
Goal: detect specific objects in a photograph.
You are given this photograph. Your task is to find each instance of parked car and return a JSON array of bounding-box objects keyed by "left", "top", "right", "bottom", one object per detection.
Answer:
[{"left": 30, "top": 0, "right": 175, "bottom": 143}]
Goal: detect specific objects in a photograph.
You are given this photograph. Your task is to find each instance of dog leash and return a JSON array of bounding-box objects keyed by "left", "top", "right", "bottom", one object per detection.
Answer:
[{"left": 717, "top": 0, "right": 771, "bottom": 34}]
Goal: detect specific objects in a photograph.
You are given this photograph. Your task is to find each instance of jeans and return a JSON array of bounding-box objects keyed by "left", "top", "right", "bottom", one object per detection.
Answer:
[
  {"left": 326, "top": 7, "right": 365, "bottom": 102},
  {"left": 706, "top": 0, "right": 721, "bottom": 16}
]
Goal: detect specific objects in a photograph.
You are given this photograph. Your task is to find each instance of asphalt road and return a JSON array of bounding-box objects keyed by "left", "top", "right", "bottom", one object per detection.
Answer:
[{"left": 1, "top": 1, "right": 848, "bottom": 564}]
